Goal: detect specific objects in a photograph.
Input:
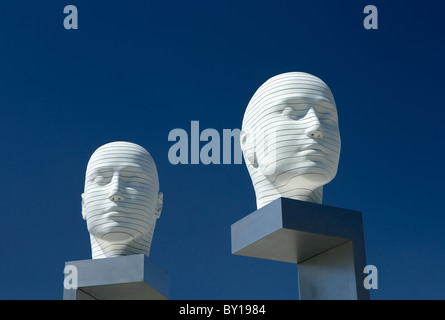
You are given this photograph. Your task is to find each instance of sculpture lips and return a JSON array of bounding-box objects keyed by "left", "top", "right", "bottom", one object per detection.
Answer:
[
  {"left": 302, "top": 144, "right": 329, "bottom": 154},
  {"left": 105, "top": 206, "right": 127, "bottom": 217},
  {"left": 305, "top": 151, "right": 324, "bottom": 157},
  {"left": 297, "top": 145, "right": 331, "bottom": 159}
]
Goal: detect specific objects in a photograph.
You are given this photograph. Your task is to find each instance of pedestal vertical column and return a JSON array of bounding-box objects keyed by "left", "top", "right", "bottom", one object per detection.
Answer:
[{"left": 231, "top": 197, "right": 369, "bottom": 300}]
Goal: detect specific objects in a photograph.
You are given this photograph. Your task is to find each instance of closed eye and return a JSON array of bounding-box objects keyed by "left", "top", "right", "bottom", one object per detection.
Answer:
[
  {"left": 281, "top": 105, "right": 307, "bottom": 120},
  {"left": 89, "top": 168, "right": 113, "bottom": 185},
  {"left": 93, "top": 175, "right": 112, "bottom": 186},
  {"left": 123, "top": 177, "right": 143, "bottom": 185}
]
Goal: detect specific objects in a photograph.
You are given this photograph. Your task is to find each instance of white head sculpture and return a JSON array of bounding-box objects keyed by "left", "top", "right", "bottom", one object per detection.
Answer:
[
  {"left": 81, "top": 141, "right": 163, "bottom": 259},
  {"left": 240, "top": 72, "right": 341, "bottom": 209}
]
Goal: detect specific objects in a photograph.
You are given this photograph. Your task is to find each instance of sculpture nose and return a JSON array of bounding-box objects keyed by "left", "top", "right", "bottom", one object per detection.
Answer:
[
  {"left": 108, "top": 174, "right": 125, "bottom": 202},
  {"left": 109, "top": 193, "right": 124, "bottom": 202},
  {"left": 305, "top": 107, "right": 323, "bottom": 139},
  {"left": 306, "top": 128, "right": 323, "bottom": 139}
]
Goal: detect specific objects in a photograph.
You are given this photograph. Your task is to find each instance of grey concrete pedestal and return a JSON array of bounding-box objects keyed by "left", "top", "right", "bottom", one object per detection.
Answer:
[
  {"left": 63, "top": 254, "right": 169, "bottom": 300},
  {"left": 231, "top": 197, "right": 369, "bottom": 300}
]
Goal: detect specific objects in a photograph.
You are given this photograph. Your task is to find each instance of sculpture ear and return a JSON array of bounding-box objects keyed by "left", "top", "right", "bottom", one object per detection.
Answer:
[
  {"left": 81, "top": 193, "right": 86, "bottom": 220},
  {"left": 155, "top": 192, "right": 163, "bottom": 219},
  {"left": 240, "top": 130, "right": 256, "bottom": 166}
]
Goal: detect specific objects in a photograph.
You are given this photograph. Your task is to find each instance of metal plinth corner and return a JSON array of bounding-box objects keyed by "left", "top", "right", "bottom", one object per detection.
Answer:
[
  {"left": 63, "top": 254, "right": 169, "bottom": 300},
  {"left": 231, "top": 197, "right": 369, "bottom": 300}
]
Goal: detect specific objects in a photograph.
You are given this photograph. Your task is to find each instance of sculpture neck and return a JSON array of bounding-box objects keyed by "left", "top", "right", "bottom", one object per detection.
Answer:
[
  {"left": 90, "top": 234, "right": 152, "bottom": 259},
  {"left": 254, "top": 180, "right": 323, "bottom": 209}
]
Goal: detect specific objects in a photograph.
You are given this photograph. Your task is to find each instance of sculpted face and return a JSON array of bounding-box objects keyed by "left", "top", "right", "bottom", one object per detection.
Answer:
[
  {"left": 82, "top": 141, "right": 162, "bottom": 257},
  {"left": 257, "top": 95, "right": 340, "bottom": 190},
  {"left": 241, "top": 72, "right": 341, "bottom": 207}
]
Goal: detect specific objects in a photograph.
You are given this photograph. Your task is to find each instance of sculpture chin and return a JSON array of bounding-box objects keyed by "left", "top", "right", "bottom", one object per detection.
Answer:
[
  {"left": 286, "top": 173, "right": 332, "bottom": 190},
  {"left": 88, "top": 221, "right": 144, "bottom": 244},
  {"left": 101, "top": 232, "right": 134, "bottom": 243},
  {"left": 264, "top": 165, "right": 336, "bottom": 190}
]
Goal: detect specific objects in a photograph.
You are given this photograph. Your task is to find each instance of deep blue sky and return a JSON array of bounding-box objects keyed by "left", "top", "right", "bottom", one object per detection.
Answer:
[{"left": 1, "top": 1, "right": 444, "bottom": 299}]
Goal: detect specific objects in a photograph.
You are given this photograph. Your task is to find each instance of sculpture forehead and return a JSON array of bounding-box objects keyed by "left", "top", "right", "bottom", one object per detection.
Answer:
[
  {"left": 242, "top": 72, "right": 337, "bottom": 128},
  {"left": 278, "top": 95, "right": 335, "bottom": 106},
  {"left": 257, "top": 72, "right": 333, "bottom": 95},
  {"left": 247, "top": 72, "right": 335, "bottom": 108},
  {"left": 86, "top": 142, "right": 156, "bottom": 176}
]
